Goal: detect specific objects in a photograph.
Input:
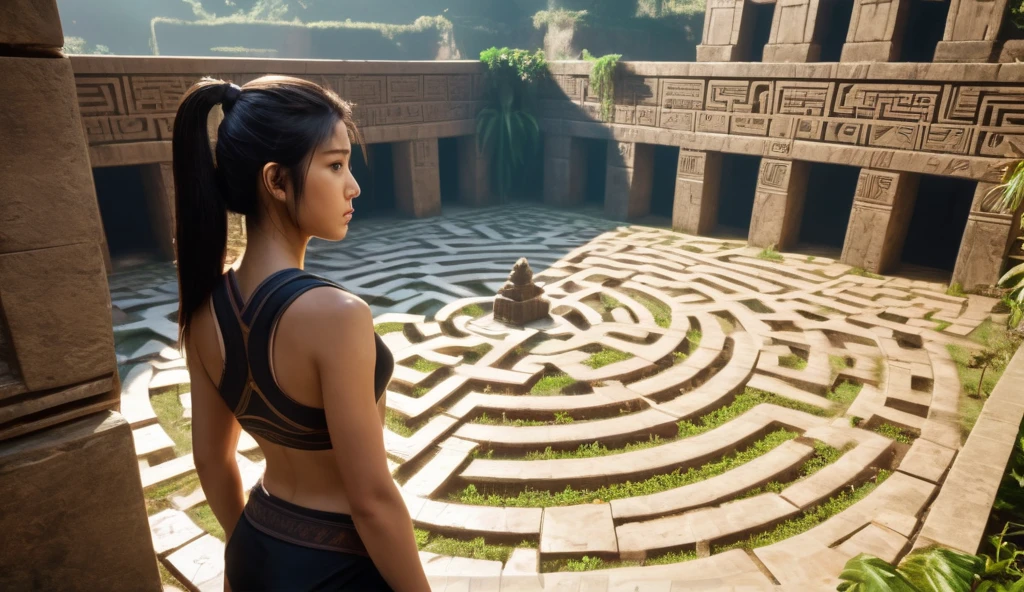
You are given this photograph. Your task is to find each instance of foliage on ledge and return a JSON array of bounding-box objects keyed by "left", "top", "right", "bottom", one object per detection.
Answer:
[
  {"left": 533, "top": 8, "right": 589, "bottom": 30},
  {"left": 582, "top": 49, "right": 621, "bottom": 122},
  {"left": 636, "top": 0, "right": 708, "bottom": 17},
  {"left": 476, "top": 47, "right": 548, "bottom": 198},
  {"left": 991, "top": 142, "right": 1024, "bottom": 329}
]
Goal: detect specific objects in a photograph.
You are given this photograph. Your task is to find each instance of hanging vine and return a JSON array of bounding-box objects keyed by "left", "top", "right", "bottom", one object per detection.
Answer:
[{"left": 582, "top": 49, "right": 621, "bottom": 123}]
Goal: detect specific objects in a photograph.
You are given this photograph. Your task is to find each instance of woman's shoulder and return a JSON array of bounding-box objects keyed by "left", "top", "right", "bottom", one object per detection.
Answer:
[{"left": 281, "top": 282, "right": 373, "bottom": 336}]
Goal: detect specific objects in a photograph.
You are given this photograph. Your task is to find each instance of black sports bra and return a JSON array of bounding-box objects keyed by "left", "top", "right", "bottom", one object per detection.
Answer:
[{"left": 211, "top": 268, "right": 394, "bottom": 450}]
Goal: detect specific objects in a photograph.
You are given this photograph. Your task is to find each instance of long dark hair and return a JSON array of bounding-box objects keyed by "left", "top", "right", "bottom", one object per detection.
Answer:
[{"left": 172, "top": 75, "right": 362, "bottom": 345}]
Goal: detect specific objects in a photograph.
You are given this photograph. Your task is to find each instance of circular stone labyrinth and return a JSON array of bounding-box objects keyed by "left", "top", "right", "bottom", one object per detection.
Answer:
[
  {"left": 378, "top": 225, "right": 1003, "bottom": 588},
  {"left": 113, "top": 213, "right": 1008, "bottom": 590}
]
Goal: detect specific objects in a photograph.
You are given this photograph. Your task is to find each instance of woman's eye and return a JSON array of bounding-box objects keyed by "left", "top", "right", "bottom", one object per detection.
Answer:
[{"left": 331, "top": 162, "right": 343, "bottom": 172}]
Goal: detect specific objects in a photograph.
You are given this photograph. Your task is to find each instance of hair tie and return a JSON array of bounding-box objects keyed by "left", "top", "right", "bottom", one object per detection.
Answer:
[{"left": 222, "top": 83, "right": 241, "bottom": 110}]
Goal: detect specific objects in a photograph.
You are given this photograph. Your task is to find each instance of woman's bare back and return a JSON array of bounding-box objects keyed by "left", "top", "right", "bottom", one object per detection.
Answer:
[{"left": 188, "top": 269, "right": 383, "bottom": 516}]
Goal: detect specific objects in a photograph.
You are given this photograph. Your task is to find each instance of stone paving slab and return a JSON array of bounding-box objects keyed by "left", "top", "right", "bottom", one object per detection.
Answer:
[
  {"left": 616, "top": 493, "right": 800, "bottom": 555},
  {"left": 121, "top": 365, "right": 158, "bottom": 429},
  {"left": 540, "top": 503, "right": 618, "bottom": 556},
  {"left": 132, "top": 423, "right": 175, "bottom": 464},
  {"left": 165, "top": 535, "right": 225, "bottom": 592},
  {"left": 149, "top": 509, "right": 204, "bottom": 556}
]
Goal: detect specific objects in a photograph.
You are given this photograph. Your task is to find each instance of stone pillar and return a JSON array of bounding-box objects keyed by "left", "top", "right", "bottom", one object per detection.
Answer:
[
  {"left": 605, "top": 141, "right": 654, "bottom": 221},
  {"left": 672, "top": 150, "right": 722, "bottom": 235},
  {"left": 455, "top": 135, "right": 490, "bottom": 207},
  {"left": 393, "top": 139, "right": 441, "bottom": 218},
  {"left": 934, "top": 0, "right": 1010, "bottom": 63},
  {"left": 140, "top": 162, "right": 176, "bottom": 260},
  {"left": 841, "top": 169, "right": 920, "bottom": 274},
  {"left": 952, "top": 182, "right": 1019, "bottom": 289},
  {"left": 696, "top": 0, "right": 750, "bottom": 62},
  {"left": 841, "top": 0, "right": 912, "bottom": 62},
  {"left": 543, "top": 135, "right": 584, "bottom": 207},
  {"left": 0, "top": 0, "right": 161, "bottom": 589},
  {"left": 762, "top": 0, "right": 826, "bottom": 62},
  {"left": 749, "top": 159, "right": 810, "bottom": 250},
  {"left": 0, "top": 413, "right": 160, "bottom": 590}
]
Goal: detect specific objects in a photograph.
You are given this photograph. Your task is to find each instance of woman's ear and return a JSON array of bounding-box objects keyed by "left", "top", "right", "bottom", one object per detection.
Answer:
[{"left": 261, "top": 162, "right": 289, "bottom": 203}]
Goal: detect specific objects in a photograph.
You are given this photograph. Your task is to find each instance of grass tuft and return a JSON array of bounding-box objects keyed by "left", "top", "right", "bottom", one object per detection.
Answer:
[
  {"left": 374, "top": 322, "right": 403, "bottom": 335},
  {"left": 847, "top": 267, "right": 884, "bottom": 279},
  {"left": 778, "top": 353, "right": 808, "bottom": 371},
  {"left": 874, "top": 423, "right": 916, "bottom": 444},
  {"left": 530, "top": 373, "right": 576, "bottom": 395},
  {"left": 583, "top": 347, "right": 634, "bottom": 369},
  {"left": 757, "top": 247, "right": 784, "bottom": 262},
  {"left": 414, "top": 529, "right": 533, "bottom": 563}
]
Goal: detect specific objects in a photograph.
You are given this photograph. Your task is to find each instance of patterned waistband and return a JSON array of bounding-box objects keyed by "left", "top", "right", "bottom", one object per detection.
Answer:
[{"left": 243, "top": 482, "right": 369, "bottom": 556}]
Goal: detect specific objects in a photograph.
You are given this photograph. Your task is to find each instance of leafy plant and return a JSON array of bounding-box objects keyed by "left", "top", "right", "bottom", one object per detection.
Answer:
[
  {"left": 971, "top": 349, "right": 1002, "bottom": 398},
  {"left": 532, "top": 8, "right": 588, "bottom": 29},
  {"left": 835, "top": 545, "right": 1024, "bottom": 592},
  {"left": 989, "top": 142, "right": 1024, "bottom": 329},
  {"left": 476, "top": 47, "right": 547, "bottom": 198},
  {"left": 582, "top": 49, "right": 621, "bottom": 122}
]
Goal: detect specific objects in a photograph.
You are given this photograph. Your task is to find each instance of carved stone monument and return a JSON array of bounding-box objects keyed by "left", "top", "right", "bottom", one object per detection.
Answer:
[{"left": 493, "top": 258, "right": 550, "bottom": 326}]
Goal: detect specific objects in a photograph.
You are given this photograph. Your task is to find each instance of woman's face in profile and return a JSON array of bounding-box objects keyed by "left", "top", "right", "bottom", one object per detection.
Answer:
[{"left": 297, "top": 120, "right": 361, "bottom": 242}]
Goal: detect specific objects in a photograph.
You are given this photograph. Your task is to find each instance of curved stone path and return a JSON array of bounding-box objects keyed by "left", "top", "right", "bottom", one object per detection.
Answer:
[{"left": 108, "top": 205, "right": 1006, "bottom": 591}]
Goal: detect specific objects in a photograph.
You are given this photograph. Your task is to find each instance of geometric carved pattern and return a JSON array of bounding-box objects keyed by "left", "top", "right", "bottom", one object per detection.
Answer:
[
  {"left": 854, "top": 170, "right": 899, "bottom": 206},
  {"left": 757, "top": 159, "right": 791, "bottom": 193},
  {"left": 74, "top": 70, "right": 480, "bottom": 147},
  {"left": 832, "top": 84, "right": 942, "bottom": 123}
]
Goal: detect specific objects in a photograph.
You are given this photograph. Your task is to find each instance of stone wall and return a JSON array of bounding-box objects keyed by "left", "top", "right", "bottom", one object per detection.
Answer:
[
  {"left": 71, "top": 57, "right": 491, "bottom": 263},
  {"left": 539, "top": 60, "right": 1024, "bottom": 287}
]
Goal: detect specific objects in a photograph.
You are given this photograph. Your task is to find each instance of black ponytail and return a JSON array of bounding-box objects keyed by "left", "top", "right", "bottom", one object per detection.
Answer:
[
  {"left": 172, "top": 75, "right": 363, "bottom": 346},
  {"left": 172, "top": 79, "right": 233, "bottom": 346}
]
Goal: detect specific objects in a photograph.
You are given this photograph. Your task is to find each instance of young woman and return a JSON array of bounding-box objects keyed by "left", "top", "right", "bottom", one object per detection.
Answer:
[{"left": 172, "top": 75, "right": 430, "bottom": 591}]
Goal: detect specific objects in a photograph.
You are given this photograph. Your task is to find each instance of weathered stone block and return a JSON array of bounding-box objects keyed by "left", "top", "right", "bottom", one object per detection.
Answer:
[
  {"left": 0, "top": 412, "right": 161, "bottom": 591},
  {"left": 0, "top": 0, "right": 63, "bottom": 50},
  {"left": 952, "top": 216, "right": 1015, "bottom": 290},
  {"left": 0, "top": 242, "right": 115, "bottom": 392},
  {"left": 0, "top": 57, "right": 104, "bottom": 254},
  {"left": 748, "top": 159, "right": 809, "bottom": 250}
]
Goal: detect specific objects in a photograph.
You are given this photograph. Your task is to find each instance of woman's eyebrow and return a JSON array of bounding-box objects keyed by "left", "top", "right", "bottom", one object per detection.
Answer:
[{"left": 322, "top": 148, "right": 351, "bottom": 156}]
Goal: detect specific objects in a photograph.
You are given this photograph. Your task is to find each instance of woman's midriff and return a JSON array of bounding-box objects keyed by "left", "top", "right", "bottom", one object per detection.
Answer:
[{"left": 254, "top": 434, "right": 355, "bottom": 516}]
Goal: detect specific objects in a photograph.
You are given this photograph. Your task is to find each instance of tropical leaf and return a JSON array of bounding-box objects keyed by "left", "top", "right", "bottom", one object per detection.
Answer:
[
  {"left": 999, "top": 262, "right": 1024, "bottom": 290},
  {"left": 837, "top": 554, "right": 920, "bottom": 592},
  {"left": 899, "top": 547, "right": 983, "bottom": 592},
  {"left": 976, "top": 581, "right": 1008, "bottom": 592}
]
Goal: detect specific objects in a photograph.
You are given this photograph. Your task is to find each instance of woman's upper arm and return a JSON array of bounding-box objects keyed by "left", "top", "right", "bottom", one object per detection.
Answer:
[
  {"left": 311, "top": 290, "right": 396, "bottom": 512},
  {"left": 186, "top": 323, "right": 241, "bottom": 466}
]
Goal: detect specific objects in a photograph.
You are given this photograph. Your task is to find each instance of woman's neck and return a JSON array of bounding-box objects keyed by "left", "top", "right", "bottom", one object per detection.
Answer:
[{"left": 236, "top": 217, "right": 309, "bottom": 280}]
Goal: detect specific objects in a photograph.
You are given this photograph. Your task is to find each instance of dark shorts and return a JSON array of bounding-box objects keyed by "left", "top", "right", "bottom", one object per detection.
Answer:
[{"left": 225, "top": 484, "right": 393, "bottom": 592}]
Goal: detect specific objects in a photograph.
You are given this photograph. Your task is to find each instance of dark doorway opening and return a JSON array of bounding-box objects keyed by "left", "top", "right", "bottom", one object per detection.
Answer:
[
  {"left": 798, "top": 162, "right": 860, "bottom": 252},
  {"left": 438, "top": 136, "right": 459, "bottom": 205},
  {"left": 582, "top": 138, "right": 608, "bottom": 206},
  {"left": 351, "top": 143, "right": 396, "bottom": 215},
  {"left": 747, "top": 1, "right": 776, "bottom": 62},
  {"left": 898, "top": 0, "right": 950, "bottom": 62},
  {"left": 651, "top": 145, "right": 680, "bottom": 218},
  {"left": 92, "top": 165, "right": 166, "bottom": 267},
  {"left": 716, "top": 153, "right": 761, "bottom": 237},
  {"left": 900, "top": 175, "right": 975, "bottom": 273},
  {"left": 516, "top": 133, "right": 546, "bottom": 202},
  {"left": 818, "top": 0, "right": 855, "bottom": 61}
]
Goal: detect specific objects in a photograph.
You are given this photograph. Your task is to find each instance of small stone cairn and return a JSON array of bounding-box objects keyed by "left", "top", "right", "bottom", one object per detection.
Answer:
[{"left": 493, "top": 257, "right": 550, "bottom": 325}]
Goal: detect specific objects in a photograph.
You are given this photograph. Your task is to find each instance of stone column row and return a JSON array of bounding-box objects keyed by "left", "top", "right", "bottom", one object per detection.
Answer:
[
  {"left": 542, "top": 135, "right": 1016, "bottom": 287},
  {"left": 696, "top": 0, "right": 1012, "bottom": 63}
]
